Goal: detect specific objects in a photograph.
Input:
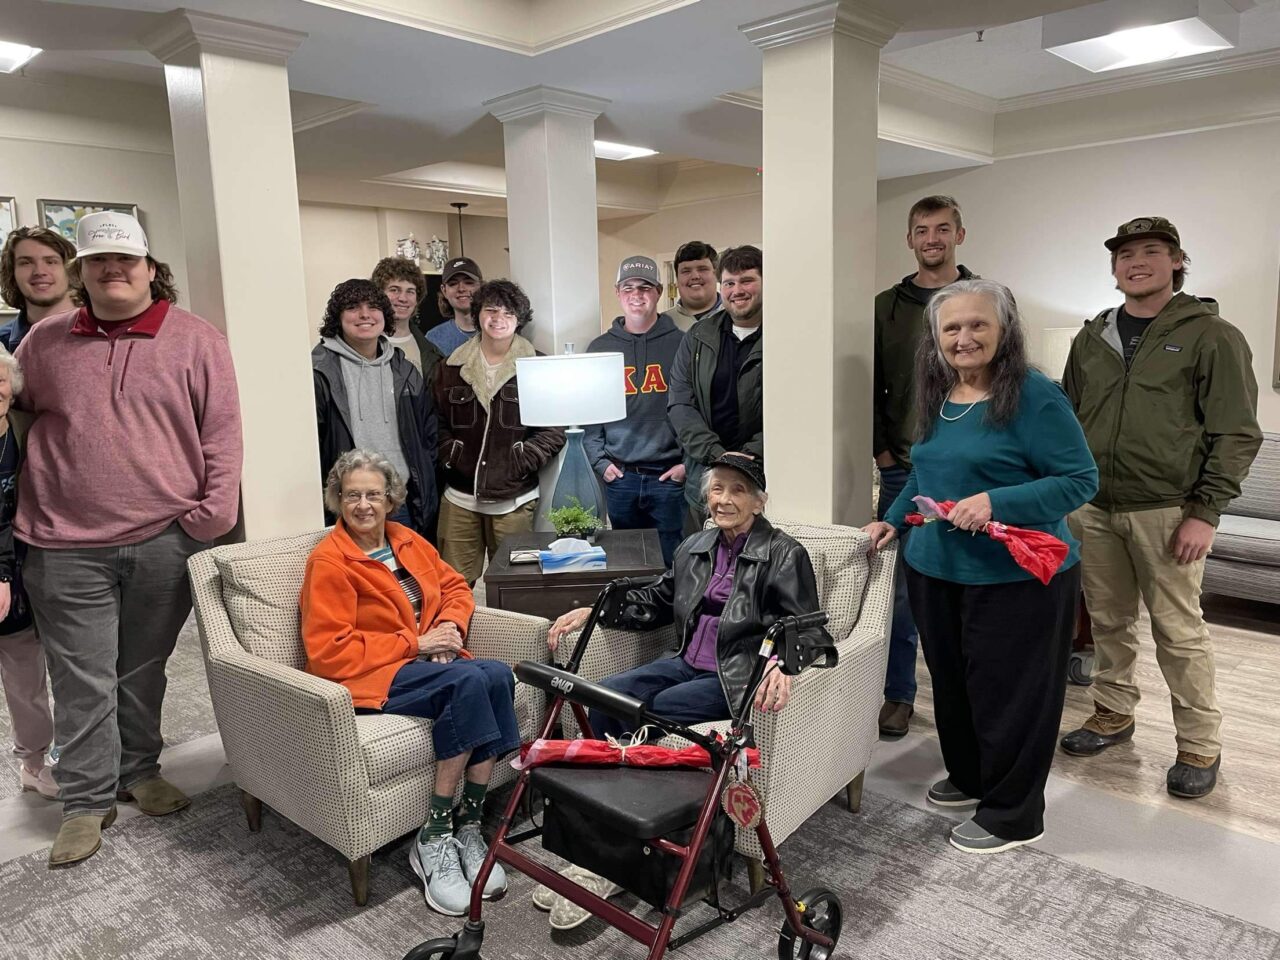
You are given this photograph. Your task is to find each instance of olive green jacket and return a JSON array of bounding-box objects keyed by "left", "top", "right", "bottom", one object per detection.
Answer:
[
  {"left": 873, "top": 266, "right": 977, "bottom": 469},
  {"left": 1062, "top": 293, "right": 1261, "bottom": 526},
  {"left": 667, "top": 311, "right": 763, "bottom": 508}
]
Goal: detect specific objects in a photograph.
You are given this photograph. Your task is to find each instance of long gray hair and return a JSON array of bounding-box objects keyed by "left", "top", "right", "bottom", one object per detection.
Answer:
[{"left": 914, "top": 278, "right": 1028, "bottom": 441}]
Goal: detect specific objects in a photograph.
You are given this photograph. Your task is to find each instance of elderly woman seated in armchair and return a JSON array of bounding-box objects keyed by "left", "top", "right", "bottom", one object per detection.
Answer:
[
  {"left": 300, "top": 449, "right": 519, "bottom": 918},
  {"left": 538, "top": 453, "right": 830, "bottom": 928}
]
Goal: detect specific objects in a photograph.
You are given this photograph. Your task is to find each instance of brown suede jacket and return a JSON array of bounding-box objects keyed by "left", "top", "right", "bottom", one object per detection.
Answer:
[{"left": 434, "top": 334, "right": 566, "bottom": 502}]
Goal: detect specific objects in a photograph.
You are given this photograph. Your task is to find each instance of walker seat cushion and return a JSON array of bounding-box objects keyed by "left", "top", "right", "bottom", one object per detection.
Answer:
[{"left": 530, "top": 765, "right": 710, "bottom": 838}]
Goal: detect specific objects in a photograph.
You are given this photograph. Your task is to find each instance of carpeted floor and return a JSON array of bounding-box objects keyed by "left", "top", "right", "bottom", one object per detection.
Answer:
[
  {"left": 0, "top": 616, "right": 217, "bottom": 800},
  {"left": 1, "top": 783, "right": 1276, "bottom": 960}
]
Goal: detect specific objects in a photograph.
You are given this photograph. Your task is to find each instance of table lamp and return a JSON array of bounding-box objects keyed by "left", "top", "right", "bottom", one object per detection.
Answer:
[{"left": 516, "top": 351, "right": 626, "bottom": 523}]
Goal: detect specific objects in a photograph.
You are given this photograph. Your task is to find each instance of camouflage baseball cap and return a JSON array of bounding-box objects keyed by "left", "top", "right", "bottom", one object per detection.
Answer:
[{"left": 1104, "top": 217, "right": 1180, "bottom": 252}]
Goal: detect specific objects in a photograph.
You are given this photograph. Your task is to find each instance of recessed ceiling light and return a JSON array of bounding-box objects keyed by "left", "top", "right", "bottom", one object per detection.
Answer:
[
  {"left": 594, "top": 140, "right": 658, "bottom": 161},
  {"left": 1043, "top": 0, "right": 1237, "bottom": 73},
  {"left": 0, "top": 40, "right": 42, "bottom": 74}
]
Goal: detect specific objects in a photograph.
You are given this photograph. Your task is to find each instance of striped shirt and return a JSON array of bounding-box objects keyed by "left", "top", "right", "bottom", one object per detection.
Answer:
[{"left": 368, "top": 544, "right": 423, "bottom": 619}]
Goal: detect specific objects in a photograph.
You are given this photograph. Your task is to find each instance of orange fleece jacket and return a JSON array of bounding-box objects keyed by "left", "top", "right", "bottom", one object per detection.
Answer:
[{"left": 301, "top": 519, "right": 475, "bottom": 709}]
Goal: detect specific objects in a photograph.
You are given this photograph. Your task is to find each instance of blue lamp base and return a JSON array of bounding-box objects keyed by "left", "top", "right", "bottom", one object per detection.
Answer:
[{"left": 549, "top": 427, "right": 605, "bottom": 523}]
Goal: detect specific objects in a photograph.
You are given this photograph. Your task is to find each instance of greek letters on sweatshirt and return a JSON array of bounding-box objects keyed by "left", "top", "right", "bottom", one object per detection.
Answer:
[
  {"left": 583, "top": 313, "right": 685, "bottom": 474},
  {"left": 14, "top": 302, "right": 244, "bottom": 548}
]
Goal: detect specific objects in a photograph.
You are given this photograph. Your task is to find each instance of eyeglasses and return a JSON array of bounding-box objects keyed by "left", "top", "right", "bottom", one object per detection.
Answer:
[{"left": 341, "top": 490, "right": 386, "bottom": 504}]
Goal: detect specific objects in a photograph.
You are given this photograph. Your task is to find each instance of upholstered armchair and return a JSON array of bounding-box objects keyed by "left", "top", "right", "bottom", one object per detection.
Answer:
[
  {"left": 557, "top": 521, "right": 894, "bottom": 890},
  {"left": 187, "top": 530, "right": 550, "bottom": 904}
]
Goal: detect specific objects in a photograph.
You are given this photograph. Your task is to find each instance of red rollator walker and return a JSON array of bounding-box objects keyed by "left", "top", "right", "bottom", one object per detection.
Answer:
[{"left": 402, "top": 576, "right": 845, "bottom": 960}]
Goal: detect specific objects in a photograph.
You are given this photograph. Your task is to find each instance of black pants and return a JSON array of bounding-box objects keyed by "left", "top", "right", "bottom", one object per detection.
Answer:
[{"left": 906, "top": 562, "right": 1081, "bottom": 840}]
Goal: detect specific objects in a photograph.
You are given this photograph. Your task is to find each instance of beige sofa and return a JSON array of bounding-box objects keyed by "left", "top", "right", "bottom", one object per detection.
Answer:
[{"left": 187, "top": 529, "right": 550, "bottom": 904}]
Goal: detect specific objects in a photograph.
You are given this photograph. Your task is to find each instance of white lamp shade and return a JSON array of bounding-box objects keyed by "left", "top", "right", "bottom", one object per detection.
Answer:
[{"left": 516, "top": 352, "right": 627, "bottom": 426}]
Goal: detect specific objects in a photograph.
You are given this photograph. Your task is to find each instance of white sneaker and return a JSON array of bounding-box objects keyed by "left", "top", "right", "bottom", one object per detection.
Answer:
[
  {"left": 548, "top": 869, "right": 623, "bottom": 930},
  {"left": 409, "top": 834, "right": 471, "bottom": 916},
  {"left": 454, "top": 822, "right": 506, "bottom": 899},
  {"left": 532, "top": 864, "right": 598, "bottom": 911}
]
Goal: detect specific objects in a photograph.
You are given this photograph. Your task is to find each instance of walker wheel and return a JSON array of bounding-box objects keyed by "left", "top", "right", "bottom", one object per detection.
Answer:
[
  {"left": 401, "top": 936, "right": 458, "bottom": 960},
  {"left": 777, "top": 888, "right": 842, "bottom": 960},
  {"left": 1067, "top": 651, "right": 1094, "bottom": 686}
]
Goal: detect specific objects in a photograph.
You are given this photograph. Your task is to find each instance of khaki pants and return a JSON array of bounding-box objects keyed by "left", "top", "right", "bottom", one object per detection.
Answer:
[
  {"left": 439, "top": 497, "right": 539, "bottom": 585},
  {"left": 1069, "top": 503, "right": 1220, "bottom": 755}
]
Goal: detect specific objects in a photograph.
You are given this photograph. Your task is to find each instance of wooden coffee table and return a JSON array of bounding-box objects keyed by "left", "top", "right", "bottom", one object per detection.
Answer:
[{"left": 482, "top": 529, "right": 667, "bottom": 621}]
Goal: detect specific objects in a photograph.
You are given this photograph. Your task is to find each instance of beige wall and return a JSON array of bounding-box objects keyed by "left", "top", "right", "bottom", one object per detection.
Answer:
[
  {"left": 0, "top": 72, "right": 189, "bottom": 309},
  {"left": 878, "top": 119, "right": 1280, "bottom": 431},
  {"left": 449, "top": 214, "right": 511, "bottom": 282}
]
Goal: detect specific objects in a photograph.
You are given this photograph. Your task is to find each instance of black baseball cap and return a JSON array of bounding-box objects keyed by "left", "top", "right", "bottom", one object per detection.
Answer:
[
  {"left": 708, "top": 453, "right": 766, "bottom": 492},
  {"left": 443, "top": 257, "right": 482, "bottom": 282},
  {"left": 1104, "top": 217, "right": 1181, "bottom": 252}
]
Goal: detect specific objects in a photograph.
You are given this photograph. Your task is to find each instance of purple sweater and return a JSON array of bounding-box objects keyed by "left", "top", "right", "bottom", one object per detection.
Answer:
[{"left": 684, "top": 531, "right": 748, "bottom": 672}]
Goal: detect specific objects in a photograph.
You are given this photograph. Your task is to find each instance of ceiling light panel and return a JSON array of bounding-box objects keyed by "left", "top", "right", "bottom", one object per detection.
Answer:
[
  {"left": 1042, "top": 0, "right": 1238, "bottom": 73},
  {"left": 0, "top": 40, "right": 41, "bottom": 74},
  {"left": 594, "top": 140, "right": 658, "bottom": 161}
]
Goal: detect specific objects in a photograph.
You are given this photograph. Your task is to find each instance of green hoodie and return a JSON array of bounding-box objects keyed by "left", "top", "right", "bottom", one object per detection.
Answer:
[
  {"left": 873, "top": 265, "right": 977, "bottom": 469},
  {"left": 1062, "top": 292, "right": 1261, "bottom": 526}
]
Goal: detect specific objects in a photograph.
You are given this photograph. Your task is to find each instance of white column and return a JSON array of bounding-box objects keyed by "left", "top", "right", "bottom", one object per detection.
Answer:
[
  {"left": 486, "top": 86, "right": 609, "bottom": 354},
  {"left": 743, "top": 1, "right": 897, "bottom": 526},
  {"left": 146, "top": 12, "right": 323, "bottom": 539}
]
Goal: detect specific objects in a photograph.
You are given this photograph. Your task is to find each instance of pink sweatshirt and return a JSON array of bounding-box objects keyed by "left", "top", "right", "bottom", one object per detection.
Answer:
[{"left": 14, "top": 303, "right": 244, "bottom": 548}]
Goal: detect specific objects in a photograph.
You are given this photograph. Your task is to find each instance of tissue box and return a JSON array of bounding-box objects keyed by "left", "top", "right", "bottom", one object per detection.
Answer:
[{"left": 539, "top": 539, "right": 607, "bottom": 573}]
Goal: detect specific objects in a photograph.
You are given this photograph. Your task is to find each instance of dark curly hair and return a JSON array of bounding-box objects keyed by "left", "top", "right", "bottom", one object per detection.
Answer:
[
  {"left": 370, "top": 257, "right": 424, "bottom": 304},
  {"left": 319, "top": 278, "right": 391, "bottom": 339},
  {"left": 472, "top": 278, "right": 533, "bottom": 332}
]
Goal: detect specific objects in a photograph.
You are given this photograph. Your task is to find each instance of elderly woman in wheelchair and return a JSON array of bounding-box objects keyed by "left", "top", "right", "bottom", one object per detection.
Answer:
[{"left": 541, "top": 453, "right": 832, "bottom": 928}]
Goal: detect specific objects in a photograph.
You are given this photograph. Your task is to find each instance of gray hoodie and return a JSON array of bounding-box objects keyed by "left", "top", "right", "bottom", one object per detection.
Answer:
[
  {"left": 583, "top": 312, "right": 685, "bottom": 475},
  {"left": 321, "top": 336, "right": 410, "bottom": 482}
]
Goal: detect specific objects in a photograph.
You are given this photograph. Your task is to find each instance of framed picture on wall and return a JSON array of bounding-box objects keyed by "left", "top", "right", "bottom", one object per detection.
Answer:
[
  {"left": 37, "top": 199, "right": 140, "bottom": 242},
  {"left": 0, "top": 197, "right": 15, "bottom": 239}
]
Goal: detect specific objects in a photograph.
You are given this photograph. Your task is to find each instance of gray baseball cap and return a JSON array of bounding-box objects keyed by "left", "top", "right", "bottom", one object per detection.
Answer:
[{"left": 616, "top": 255, "right": 660, "bottom": 287}]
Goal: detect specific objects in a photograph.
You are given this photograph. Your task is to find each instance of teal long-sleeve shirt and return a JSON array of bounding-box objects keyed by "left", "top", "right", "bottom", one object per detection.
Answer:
[{"left": 884, "top": 370, "right": 1098, "bottom": 585}]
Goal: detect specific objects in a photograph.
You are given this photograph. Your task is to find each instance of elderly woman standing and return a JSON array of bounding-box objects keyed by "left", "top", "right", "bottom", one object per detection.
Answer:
[
  {"left": 434, "top": 279, "right": 565, "bottom": 584},
  {"left": 864, "top": 279, "right": 1097, "bottom": 854},
  {"left": 313, "top": 278, "right": 438, "bottom": 537},
  {"left": 301, "top": 449, "right": 520, "bottom": 917},
  {"left": 0, "top": 345, "right": 56, "bottom": 798}
]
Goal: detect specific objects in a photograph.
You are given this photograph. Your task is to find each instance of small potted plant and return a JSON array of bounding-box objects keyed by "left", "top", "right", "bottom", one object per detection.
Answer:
[{"left": 547, "top": 497, "right": 602, "bottom": 542}]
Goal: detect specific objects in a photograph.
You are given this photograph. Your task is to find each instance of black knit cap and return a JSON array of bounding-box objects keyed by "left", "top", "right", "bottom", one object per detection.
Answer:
[
  {"left": 709, "top": 453, "right": 766, "bottom": 492},
  {"left": 319, "top": 278, "right": 393, "bottom": 338}
]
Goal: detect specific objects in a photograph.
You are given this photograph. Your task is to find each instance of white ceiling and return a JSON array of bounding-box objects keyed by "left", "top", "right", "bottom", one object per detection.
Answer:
[{"left": 4, "top": 0, "right": 1279, "bottom": 201}]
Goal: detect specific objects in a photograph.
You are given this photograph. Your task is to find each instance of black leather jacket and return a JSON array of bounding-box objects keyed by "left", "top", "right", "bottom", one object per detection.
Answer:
[{"left": 602, "top": 516, "right": 830, "bottom": 716}]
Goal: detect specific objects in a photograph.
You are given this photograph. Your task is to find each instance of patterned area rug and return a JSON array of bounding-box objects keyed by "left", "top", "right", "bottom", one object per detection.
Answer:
[
  {"left": 2, "top": 783, "right": 1276, "bottom": 960},
  {"left": 0, "top": 615, "right": 217, "bottom": 801}
]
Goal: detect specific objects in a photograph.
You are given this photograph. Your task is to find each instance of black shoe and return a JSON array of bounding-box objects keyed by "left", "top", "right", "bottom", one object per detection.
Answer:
[
  {"left": 1167, "top": 753, "right": 1220, "bottom": 799},
  {"left": 878, "top": 701, "right": 913, "bottom": 738},
  {"left": 1060, "top": 720, "right": 1135, "bottom": 757}
]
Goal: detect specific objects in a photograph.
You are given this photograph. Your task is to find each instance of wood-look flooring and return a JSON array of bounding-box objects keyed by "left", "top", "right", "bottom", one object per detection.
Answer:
[{"left": 909, "top": 594, "right": 1280, "bottom": 845}]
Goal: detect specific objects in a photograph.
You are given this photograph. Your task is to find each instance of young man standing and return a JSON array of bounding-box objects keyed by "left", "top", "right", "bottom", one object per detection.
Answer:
[
  {"left": 0, "top": 227, "right": 77, "bottom": 351},
  {"left": 427, "top": 257, "right": 482, "bottom": 359},
  {"left": 668, "top": 245, "right": 763, "bottom": 532},
  {"left": 872, "top": 195, "right": 977, "bottom": 738},
  {"left": 584, "top": 256, "right": 687, "bottom": 566},
  {"left": 16, "top": 212, "right": 243, "bottom": 866},
  {"left": 668, "top": 240, "right": 722, "bottom": 332},
  {"left": 1060, "top": 217, "right": 1261, "bottom": 800},
  {"left": 371, "top": 256, "right": 444, "bottom": 386}
]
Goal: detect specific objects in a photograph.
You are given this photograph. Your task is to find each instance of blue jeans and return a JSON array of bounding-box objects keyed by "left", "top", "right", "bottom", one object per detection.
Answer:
[
  {"left": 589, "top": 656, "right": 729, "bottom": 740},
  {"left": 878, "top": 464, "right": 919, "bottom": 705},
  {"left": 604, "top": 469, "right": 686, "bottom": 568},
  {"left": 376, "top": 658, "right": 520, "bottom": 764}
]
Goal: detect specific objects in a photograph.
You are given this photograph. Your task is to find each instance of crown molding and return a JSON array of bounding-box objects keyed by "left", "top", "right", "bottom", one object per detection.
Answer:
[
  {"left": 0, "top": 131, "right": 173, "bottom": 157},
  {"left": 879, "top": 129, "right": 993, "bottom": 164},
  {"left": 145, "top": 10, "right": 307, "bottom": 65},
  {"left": 716, "top": 90, "right": 763, "bottom": 110},
  {"left": 292, "top": 100, "right": 370, "bottom": 133},
  {"left": 880, "top": 63, "right": 997, "bottom": 113},
  {"left": 362, "top": 175, "right": 507, "bottom": 199},
  {"left": 530, "top": 0, "right": 699, "bottom": 55},
  {"left": 741, "top": 1, "right": 899, "bottom": 51},
  {"left": 997, "top": 48, "right": 1280, "bottom": 113},
  {"left": 485, "top": 85, "right": 610, "bottom": 123}
]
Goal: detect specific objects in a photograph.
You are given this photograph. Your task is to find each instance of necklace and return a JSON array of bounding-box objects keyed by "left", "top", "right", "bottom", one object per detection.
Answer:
[{"left": 939, "top": 391, "right": 989, "bottom": 422}]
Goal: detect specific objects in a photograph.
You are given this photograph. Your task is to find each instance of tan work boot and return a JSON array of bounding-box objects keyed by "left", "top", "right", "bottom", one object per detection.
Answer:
[
  {"left": 1060, "top": 702, "right": 1135, "bottom": 756},
  {"left": 49, "top": 806, "right": 117, "bottom": 868},
  {"left": 117, "top": 776, "right": 190, "bottom": 816}
]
